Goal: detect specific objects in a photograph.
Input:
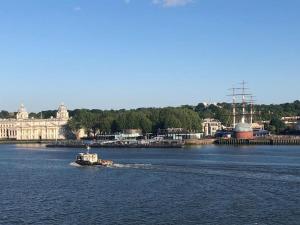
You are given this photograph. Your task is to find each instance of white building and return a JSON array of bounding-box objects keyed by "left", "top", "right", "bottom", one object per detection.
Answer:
[
  {"left": 158, "top": 128, "right": 203, "bottom": 140},
  {"left": 0, "top": 104, "right": 69, "bottom": 140},
  {"left": 202, "top": 118, "right": 222, "bottom": 137},
  {"left": 281, "top": 116, "right": 300, "bottom": 125}
]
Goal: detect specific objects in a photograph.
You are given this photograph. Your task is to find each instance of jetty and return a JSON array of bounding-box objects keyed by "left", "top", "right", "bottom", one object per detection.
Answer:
[
  {"left": 46, "top": 139, "right": 184, "bottom": 148},
  {"left": 216, "top": 136, "right": 300, "bottom": 145},
  {"left": 185, "top": 138, "right": 216, "bottom": 145}
]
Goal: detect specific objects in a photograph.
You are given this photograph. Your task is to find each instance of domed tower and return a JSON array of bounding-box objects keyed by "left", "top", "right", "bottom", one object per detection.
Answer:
[
  {"left": 16, "top": 104, "right": 29, "bottom": 120},
  {"left": 56, "top": 103, "right": 69, "bottom": 120}
]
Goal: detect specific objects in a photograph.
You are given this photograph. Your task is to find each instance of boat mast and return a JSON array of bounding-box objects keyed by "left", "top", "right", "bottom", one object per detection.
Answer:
[
  {"left": 241, "top": 81, "right": 246, "bottom": 124},
  {"left": 250, "top": 95, "right": 254, "bottom": 124},
  {"left": 229, "top": 81, "right": 253, "bottom": 126},
  {"left": 232, "top": 88, "right": 236, "bottom": 128},
  {"left": 228, "top": 87, "right": 237, "bottom": 128}
]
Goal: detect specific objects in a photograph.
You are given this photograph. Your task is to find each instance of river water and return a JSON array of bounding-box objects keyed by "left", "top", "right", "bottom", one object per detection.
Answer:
[{"left": 0, "top": 144, "right": 300, "bottom": 225}]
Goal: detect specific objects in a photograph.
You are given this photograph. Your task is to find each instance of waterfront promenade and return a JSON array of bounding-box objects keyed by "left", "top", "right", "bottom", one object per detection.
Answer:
[
  {"left": 2, "top": 135, "right": 300, "bottom": 147},
  {"left": 216, "top": 136, "right": 300, "bottom": 145}
]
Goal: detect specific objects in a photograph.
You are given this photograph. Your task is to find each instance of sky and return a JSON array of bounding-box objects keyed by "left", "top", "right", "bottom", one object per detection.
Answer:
[{"left": 0, "top": 0, "right": 299, "bottom": 112}]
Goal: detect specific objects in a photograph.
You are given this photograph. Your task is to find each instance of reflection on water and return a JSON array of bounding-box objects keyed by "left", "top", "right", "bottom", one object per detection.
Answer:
[
  {"left": 14, "top": 143, "right": 46, "bottom": 149},
  {"left": 1, "top": 144, "right": 300, "bottom": 225}
]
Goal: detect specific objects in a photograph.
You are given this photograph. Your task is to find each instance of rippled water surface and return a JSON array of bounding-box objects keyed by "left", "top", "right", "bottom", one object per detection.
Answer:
[{"left": 1, "top": 144, "right": 300, "bottom": 225}]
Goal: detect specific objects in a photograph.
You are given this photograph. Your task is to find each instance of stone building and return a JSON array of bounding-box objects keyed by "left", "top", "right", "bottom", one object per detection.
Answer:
[
  {"left": 202, "top": 118, "right": 222, "bottom": 137},
  {"left": 0, "top": 104, "right": 69, "bottom": 140}
]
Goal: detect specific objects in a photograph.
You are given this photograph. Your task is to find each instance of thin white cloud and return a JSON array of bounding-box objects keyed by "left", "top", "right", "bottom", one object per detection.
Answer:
[
  {"left": 124, "top": 0, "right": 131, "bottom": 4},
  {"left": 73, "top": 6, "right": 81, "bottom": 12},
  {"left": 152, "top": 0, "right": 192, "bottom": 7}
]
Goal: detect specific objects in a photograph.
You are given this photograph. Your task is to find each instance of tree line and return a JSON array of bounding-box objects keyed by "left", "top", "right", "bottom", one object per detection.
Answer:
[
  {"left": 1, "top": 100, "right": 299, "bottom": 135},
  {"left": 67, "top": 107, "right": 203, "bottom": 137}
]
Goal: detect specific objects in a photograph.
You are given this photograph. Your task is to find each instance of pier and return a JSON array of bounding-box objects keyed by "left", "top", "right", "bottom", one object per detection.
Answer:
[
  {"left": 46, "top": 139, "right": 184, "bottom": 148},
  {"left": 185, "top": 138, "right": 216, "bottom": 145},
  {"left": 216, "top": 136, "right": 300, "bottom": 145}
]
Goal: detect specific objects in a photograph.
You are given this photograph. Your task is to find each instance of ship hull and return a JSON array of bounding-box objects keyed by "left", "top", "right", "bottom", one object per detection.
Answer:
[{"left": 75, "top": 160, "right": 113, "bottom": 167}]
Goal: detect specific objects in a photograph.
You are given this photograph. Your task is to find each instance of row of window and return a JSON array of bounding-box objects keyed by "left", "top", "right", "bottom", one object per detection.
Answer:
[
  {"left": 0, "top": 130, "right": 17, "bottom": 137},
  {"left": 0, "top": 124, "right": 14, "bottom": 128},
  {"left": 0, "top": 129, "right": 58, "bottom": 137}
]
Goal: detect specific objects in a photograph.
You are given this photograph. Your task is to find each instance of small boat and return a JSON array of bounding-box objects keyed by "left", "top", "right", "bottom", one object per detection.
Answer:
[{"left": 75, "top": 151, "right": 113, "bottom": 167}]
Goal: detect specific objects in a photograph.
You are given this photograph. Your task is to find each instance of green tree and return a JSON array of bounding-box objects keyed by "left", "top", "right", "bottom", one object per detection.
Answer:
[{"left": 268, "top": 117, "right": 286, "bottom": 134}]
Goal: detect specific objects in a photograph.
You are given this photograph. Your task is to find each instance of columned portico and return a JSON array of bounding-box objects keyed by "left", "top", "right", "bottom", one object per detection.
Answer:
[{"left": 0, "top": 103, "right": 69, "bottom": 140}]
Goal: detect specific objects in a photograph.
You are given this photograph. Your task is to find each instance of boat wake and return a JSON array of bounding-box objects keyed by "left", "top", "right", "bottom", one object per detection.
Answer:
[
  {"left": 109, "top": 163, "right": 300, "bottom": 182},
  {"left": 109, "top": 163, "right": 152, "bottom": 169},
  {"left": 69, "top": 161, "right": 300, "bottom": 182},
  {"left": 69, "top": 162, "right": 82, "bottom": 167},
  {"left": 69, "top": 162, "right": 152, "bottom": 170}
]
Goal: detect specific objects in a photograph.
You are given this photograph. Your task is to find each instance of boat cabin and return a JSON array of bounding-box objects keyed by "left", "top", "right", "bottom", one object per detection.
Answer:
[{"left": 76, "top": 153, "right": 98, "bottom": 163}]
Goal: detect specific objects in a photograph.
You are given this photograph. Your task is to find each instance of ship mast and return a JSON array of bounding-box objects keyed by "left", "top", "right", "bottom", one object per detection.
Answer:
[
  {"left": 232, "top": 88, "right": 236, "bottom": 128},
  {"left": 250, "top": 95, "right": 254, "bottom": 124},
  {"left": 229, "top": 81, "right": 253, "bottom": 126},
  {"left": 241, "top": 80, "right": 246, "bottom": 124},
  {"left": 228, "top": 87, "right": 236, "bottom": 128}
]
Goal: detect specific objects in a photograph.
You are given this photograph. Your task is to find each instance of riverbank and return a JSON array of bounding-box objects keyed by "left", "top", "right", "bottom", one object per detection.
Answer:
[
  {"left": 185, "top": 139, "right": 216, "bottom": 145},
  {"left": 47, "top": 140, "right": 185, "bottom": 148},
  {"left": 2, "top": 136, "right": 300, "bottom": 147},
  {"left": 0, "top": 139, "right": 208, "bottom": 147},
  {"left": 216, "top": 136, "right": 300, "bottom": 145},
  {"left": 0, "top": 140, "right": 53, "bottom": 145}
]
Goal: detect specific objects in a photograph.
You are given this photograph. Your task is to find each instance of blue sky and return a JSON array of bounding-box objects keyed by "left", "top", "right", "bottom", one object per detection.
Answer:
[{"left": 0, "top": 0, "right": 299, "bottom": 112}]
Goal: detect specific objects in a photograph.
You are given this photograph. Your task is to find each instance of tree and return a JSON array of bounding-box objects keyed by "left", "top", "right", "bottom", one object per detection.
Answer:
[
  {"left": 63, "top": 100, "right": 299, "bottom": 137},
  {"left": 0, "top": 110, "right": 10, "bottom": 119},
  {"left": 269, "top": 117, "right": 286, "bottom": 134}
]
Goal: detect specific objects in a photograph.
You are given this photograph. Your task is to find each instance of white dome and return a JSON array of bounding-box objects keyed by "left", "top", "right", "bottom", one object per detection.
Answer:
[
  {"left": 16, "top": 104, "right": 29, "bottom": 120},
  {"left": 234, "top": 123, "right": 253, "bottom": 132},
  {"left": 58, "top": 103, "right": 67, "bottom": 111},
  {"left": 18, "top": 104, "right": 27, "bottom": 113},
  {"left": 56, "top": 103, "right": 69, "bottom": 120}
]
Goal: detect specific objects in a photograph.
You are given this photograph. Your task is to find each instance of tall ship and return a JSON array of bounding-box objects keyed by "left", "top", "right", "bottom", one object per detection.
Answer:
[{"left": 229, "top": 81, "right": 254, "bottom": 139}]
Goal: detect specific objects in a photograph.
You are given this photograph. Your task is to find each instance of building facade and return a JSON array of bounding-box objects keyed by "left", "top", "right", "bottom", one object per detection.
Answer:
[
  {"left": 202, "top": 118, "right": 222, "bottom": 137},
  {"left": 281, "top": 116, "right": 300, "bottom": 125},
  {"left": 158, "top": 128, "right": 203, "bottom": 140},
  {"left": 0, "top": 104, "right": 69, "bottom": 140}
]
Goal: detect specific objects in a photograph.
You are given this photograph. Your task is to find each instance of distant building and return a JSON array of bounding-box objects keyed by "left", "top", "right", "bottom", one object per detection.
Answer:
[
  {"left": 76, "top": 128, "right": 88, "bottom": 139},
  {"left": 0, "top": 104, "right": 69, "bottom": 140},
  {"left": 251, "top": 122, "right": 264, "bottom": 130},
  {"left": 215, "top": 130, "right": 233, "bottom": 138},
  {"left": 281, "top": 116, "right": 300, "bottom": 125},
  {"left": 202, "top": 118, "right": 222, "bottom": 137},
  {"left": 158, "top": 128, "right": 203, "bottom": 140},
  {"left": 253, "top": 128, "right": 270, "bottom": 137},
  {"left": 96, "top": 129, "right": 143, "bottom": 141},
  {"left": 118, "top": 129, "right": 143, "bottom": 140}
]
